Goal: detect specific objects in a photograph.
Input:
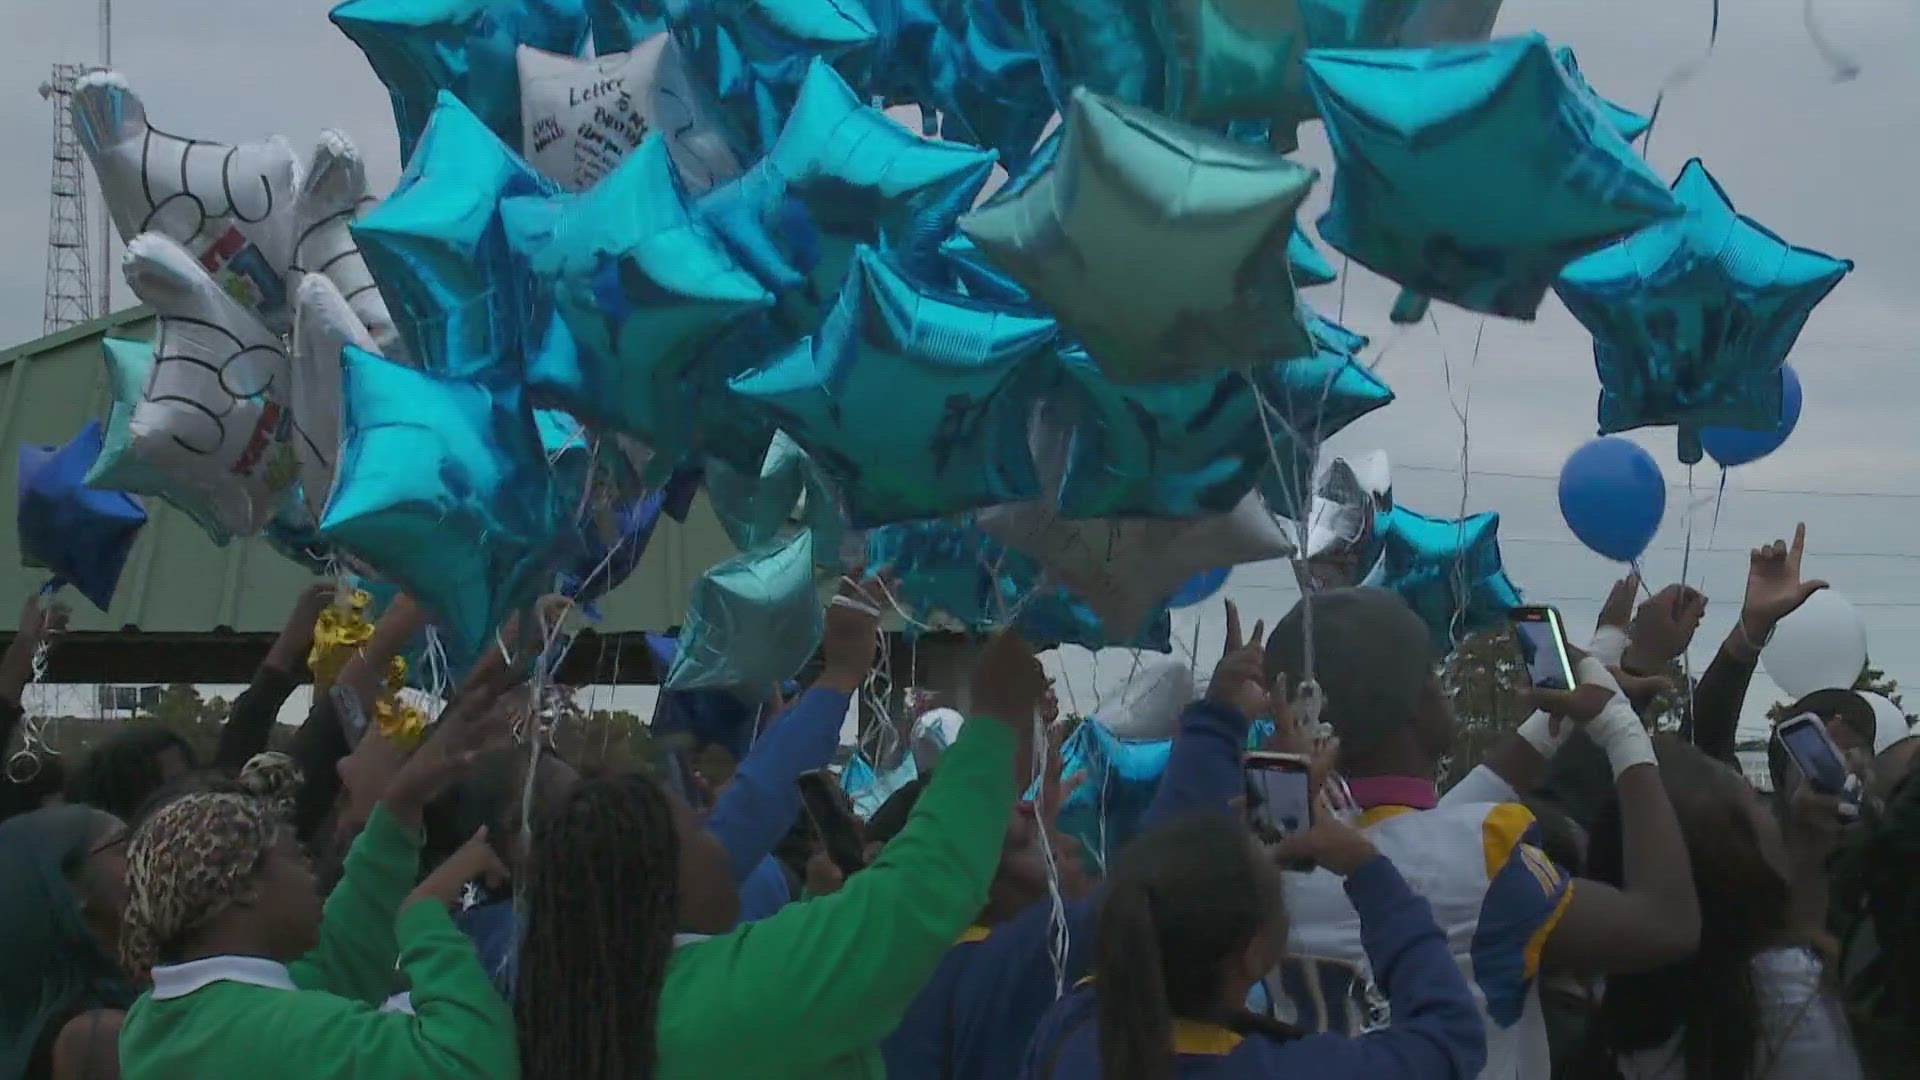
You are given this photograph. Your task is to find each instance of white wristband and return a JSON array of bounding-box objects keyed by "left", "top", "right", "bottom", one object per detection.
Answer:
[
  {"left": 1586, "top": 625, "right": 1629, "bottom": 668},
  {"left": 1515, "top": 709, "right": 1567, "bottom": 759},
  {"left": 1575, "top": 658, "right": 1657, "bottom": 777}
]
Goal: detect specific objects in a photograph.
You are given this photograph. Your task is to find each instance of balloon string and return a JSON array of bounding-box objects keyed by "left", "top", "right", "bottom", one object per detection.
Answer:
[
  {"left": 1639, "top": 0, "right": 1719, "bottom": 160},
  {"left": 1679, "top": 465, "right": 1700, "bottom": 742},
  {"left": 1802, "top": 0, "right": 1860, "bottom": 81},
  {"left": 1707, "top": 468, "right": 1729, "bottom": 552},
  {"left": 1429, "top": 311, "right": 1485, "bottom": 653}
]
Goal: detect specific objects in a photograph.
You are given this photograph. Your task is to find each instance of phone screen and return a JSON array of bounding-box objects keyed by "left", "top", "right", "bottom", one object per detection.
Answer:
[
  {"left": 1779, "top": 718, "right": 1850, "bottom": 795},
  {"left": 1245, "top": 762, "right": 1312, "bottom": 843},
  {"left": 1512, "top": 612, "right": 1574, "bottom": 690}
]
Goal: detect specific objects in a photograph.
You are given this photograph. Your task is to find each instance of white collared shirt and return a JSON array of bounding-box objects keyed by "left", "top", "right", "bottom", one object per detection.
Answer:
[
  {"left": 149, "top": 955, "right": 418, "bottom": 1015},
  {"left": 379, "top": 933, "right": 716, "bottom": 1015}
]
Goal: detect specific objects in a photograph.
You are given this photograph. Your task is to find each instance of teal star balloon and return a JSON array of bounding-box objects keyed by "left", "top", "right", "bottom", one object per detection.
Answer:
[
  {"left": 730, "top": 247, "right": 1056, "bottom": 528},
  {"left": 353, "top": 91, "right": 561, "bottom": 383},
  {"left": 510, "top": 135, "right": 774, "bottom": 468},
  {"left": 1555, "top": 158, "right": 1852, "bottom": 464},
  {"left": 697, "top": 58, "right": 998, "bottom": 338},
  {"left": 1289, "top": 222, "right": 1337, "bottom": 286},
  {"left": 667, "top": 0, "right": 877, "bottom": 160},
  {"left": 961, "top": 86, "right": 1318, "bottom": 385},
  {"left": 1553, "top": 46, "right": 1650, "bottom": 143},
  {"left": 589, "top": 0, "right": 664, "bottom": 52},
  {"left": 331, "top": 0, "right": 590, "bottom": 164},
  {"left": 1362, "top": 504, "right": 1522, "bottom": 655},
  {"left": 319, "top": 346, "right": 566, "bottom": 660},
  {"left": 1306, "top": 33, "right": 1679, "bottom": 320},
  {"left": 1052, "top": 313, "right": 1392, "bottom": 519}
]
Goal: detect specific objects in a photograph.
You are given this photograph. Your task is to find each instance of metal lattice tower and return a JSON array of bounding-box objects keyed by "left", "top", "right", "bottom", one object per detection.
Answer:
[{"left": 39, "top": 64, "right": 97, "bottom": 334}]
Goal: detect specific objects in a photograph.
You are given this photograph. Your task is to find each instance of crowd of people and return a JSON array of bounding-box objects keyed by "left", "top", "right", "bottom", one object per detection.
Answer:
[{"left": 1, "top": 524, "right": 1914, "bottom": 1080}]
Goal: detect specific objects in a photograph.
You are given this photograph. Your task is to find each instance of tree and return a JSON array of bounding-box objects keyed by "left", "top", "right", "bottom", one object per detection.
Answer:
[{"left": 1766, "top": 663, "right": 1918, "bottom": 727}]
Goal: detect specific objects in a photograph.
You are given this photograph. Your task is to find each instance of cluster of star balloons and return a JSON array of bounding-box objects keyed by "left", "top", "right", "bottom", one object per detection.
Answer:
[{"left": 37, "top": 0, "right": 1853, "bottom": 683}]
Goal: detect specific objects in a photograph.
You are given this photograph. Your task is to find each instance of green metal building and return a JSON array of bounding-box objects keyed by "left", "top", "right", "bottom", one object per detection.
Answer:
[{"left": 0, "top": 308, "right": 737, "bottom": 683}]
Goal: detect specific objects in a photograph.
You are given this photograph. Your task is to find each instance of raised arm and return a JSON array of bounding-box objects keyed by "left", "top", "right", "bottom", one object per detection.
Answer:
[
  {"left": 1144, "top": 600, "right": 1263, "bottom": 826},
  {"left": 216, "top": 584, "right": 334, "bottom": 773},
  {"left": 1688, "top": 525, "right": 1826, "bottom": 761},
  {"left": 703, "top": 577, "right": 881, "bottom": 882},
  {"left": 1, "top": 594, "right": 66, "bottom": 741}
]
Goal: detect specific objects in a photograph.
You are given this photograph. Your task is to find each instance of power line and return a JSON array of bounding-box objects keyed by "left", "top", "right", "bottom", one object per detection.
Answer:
[
  {"left": 1394, "top": 462, "right": 1920, "bottom": 501},
  {"left": 1497, "top": 536, "right": 1920, "bottom": 562}
]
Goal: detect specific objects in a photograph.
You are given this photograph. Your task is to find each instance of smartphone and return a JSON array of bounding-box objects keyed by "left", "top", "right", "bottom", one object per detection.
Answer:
[
  {"left": 797, "top": 770, "right": 868, "bottom": 876},
  {"left": 1509, "top": 606, "right": 1576, "bottom": 691},
  {"left": 1774, "top": 712, "right": 1853, "bottom": 797},
  {"left": 1244, "top": 751, "right": 1314, "bottom": 844}
]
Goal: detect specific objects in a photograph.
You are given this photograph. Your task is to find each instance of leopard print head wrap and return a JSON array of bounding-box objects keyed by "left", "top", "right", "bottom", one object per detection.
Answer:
[{"left": 120, "top": 791, "right": 282, "bottom": 980}]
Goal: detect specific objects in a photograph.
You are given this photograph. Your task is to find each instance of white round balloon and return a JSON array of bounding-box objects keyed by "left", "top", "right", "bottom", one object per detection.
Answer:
[
  {"left": 1762, "top": 590, "right": 1868, "bottom": 699},
  {"left": 517, "top": 34, "right": 739, "bottom": 195},
  {"left": 292, "top": 130, "right": 405, "bottom": 359},
  {"left": 1095, "top": 657, "right": 1195, "bottom": 740},
  {"left": 73, "top": 70, "right": 300, "bottom": 333},
  {"left": 122, "top": 233, "right": 296, "bottom": 535},
  {"left": 1856, "top": 692, "right": 1914, "bottom": 756}
]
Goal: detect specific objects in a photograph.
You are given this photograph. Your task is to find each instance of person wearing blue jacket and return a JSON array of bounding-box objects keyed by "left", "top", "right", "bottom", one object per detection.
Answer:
[
  {"left": 1021, "top": 803, "right": 1486, "bottom": 1080},
  {"left": 882, "top": 603, "right": 1275, "bottom": 1080}
]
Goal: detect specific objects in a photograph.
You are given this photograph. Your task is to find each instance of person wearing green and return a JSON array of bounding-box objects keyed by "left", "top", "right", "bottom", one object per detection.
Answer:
[
  {"left": 514, "top": 624, "right": 1051, "bottom": 1080},
  {"left": 114, "top": 674, "right": 522, "bottom": 1080}
]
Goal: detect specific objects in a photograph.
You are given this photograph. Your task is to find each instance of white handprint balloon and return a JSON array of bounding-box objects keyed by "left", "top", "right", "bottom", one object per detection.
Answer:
[
  {"left": 291, "top": 131, "right": 406, "bottom": 360},
  {"left": 289, "top": 274, "right": 378, "bottom": 520},
  {"left": 73, "top": 70, "right": 301, "bottom": 333},
  {"left": 122, "top": 233, "right": 297, "bottom": 535}
]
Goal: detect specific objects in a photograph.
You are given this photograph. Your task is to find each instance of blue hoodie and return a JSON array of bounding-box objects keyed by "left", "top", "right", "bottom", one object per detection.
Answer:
[
  {"left": 1020, "top": 857, "right": 1486, "bottom": 1080},
  {"left": 881, "top": 700, "right": 1254, "bottom": 1080},
  {"left": 458, "top": 686, "right": 851, "bottom": 992}
]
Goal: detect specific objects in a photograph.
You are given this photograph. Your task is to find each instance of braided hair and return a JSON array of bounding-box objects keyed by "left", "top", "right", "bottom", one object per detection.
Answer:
[{"left": 517, "top": 772, "right": 682, "bottom": 1080}]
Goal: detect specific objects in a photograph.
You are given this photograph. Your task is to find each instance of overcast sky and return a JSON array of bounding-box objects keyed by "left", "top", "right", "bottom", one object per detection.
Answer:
[{"left": 2, "top": 0, "right": 1916, "bottom": 740}]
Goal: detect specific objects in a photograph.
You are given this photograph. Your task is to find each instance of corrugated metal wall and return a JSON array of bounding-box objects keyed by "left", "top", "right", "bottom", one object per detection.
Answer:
[{"left": 1, "top": 309, "right": 733, "bottom": 635}]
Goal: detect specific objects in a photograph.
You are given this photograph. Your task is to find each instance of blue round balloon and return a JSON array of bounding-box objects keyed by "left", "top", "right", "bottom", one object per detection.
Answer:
[
  {"left": 1167, "top": 568, "right": 1230, "bottom": 608},
  {"left": 1699, "top": 366, "right": 1803, "bottom": 468},
  {"left": 1558, "top": 437, "right": 1666, "bottom": 562}
]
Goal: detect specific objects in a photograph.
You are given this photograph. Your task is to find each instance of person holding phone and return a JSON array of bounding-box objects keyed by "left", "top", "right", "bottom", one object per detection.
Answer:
[
  {"left": 1020, "top": 759, "right": 1485, "bottom": 1079},
  {"left": 1259, "top": 587, "right": 1698, "bottom": 1080}
]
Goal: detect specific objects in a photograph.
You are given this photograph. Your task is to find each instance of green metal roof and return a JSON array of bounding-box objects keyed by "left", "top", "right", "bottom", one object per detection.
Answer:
[{"left": 1, "top": 308, "right": 735, "bottom": 635}]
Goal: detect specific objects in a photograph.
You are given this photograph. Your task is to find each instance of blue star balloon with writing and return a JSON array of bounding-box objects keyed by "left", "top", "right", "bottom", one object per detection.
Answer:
[
  {"left": 320, "top": 346, "right": 566, "bottom": 660},
  {"left": 667, "top": 528, "right": 825, "bottom": 692},
  {"left": 1306, "top": 34, "right": 1679, "bottom": 320},
  {"left": 665, "top": 0, "right": 877, "bottom": 160},
  {"left": 332, "top": 0, "right": 590, "bottom": 164},
  {"left": 1050, "top": 312, "right": 1391, "bottom": 519},
  {"left": 354, "top": 92, "right": 563, "bottom": 384},
  {"left": 1553, "top": 46, "right": 1649, "bottom": 143},
  {"left": 513, "top": 135, "right": 774, "bottom": 469},
  {"left": 16, "top": 420, "right": 147, "bottom": 612},
  {"left": 731, "top": 246, "right": 1055, "bottom": 528},
  {"left": 1555, "top": 159, "right": 1852, "bottom": 464},
  {"left": 697, "top": 59, "right": 997, "bottom": 340},
  {"left": 1361, "top": 504, "right": 1521, "bottom": 655},
  {"left": 961, "top": 86, "right": 1318, "bottom": 385}
]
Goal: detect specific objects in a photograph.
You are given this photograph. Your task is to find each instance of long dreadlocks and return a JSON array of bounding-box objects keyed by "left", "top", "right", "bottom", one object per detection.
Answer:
[{"left": 517, "top": 772, "right": 682, "bottom": 1080}]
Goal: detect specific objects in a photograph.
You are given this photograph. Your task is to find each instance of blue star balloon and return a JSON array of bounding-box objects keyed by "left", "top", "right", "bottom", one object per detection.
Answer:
[
  {"left": 354, "top": 92, "right": 563, "bottom": 384},
  {"left": 589, "top": 0, "right": 665, "bottom": 52},
  {"left": 1306, "top": 34, "right": 1679, "bottom": 320},
  {"left": 925, "top": 3, "right": 1055, "bottom": 174},
  {"left": 331, "top": 0, "right": 590, "bottom": 164},
  {"left": 731, "top": 247, "right": 1055, "bottom": 528},
  {"left": 1553, "top": 46, "right": 1650, "bottom": 143},
  {"left": 1289, "top": 222, "right": 1338, "bottom": 286},
  {"left": 1361, "top": 504, "right": 1522, "bottom": 654},
  {"left": 319, "top": 346, "right": 566, "bottom": 659},
  {"left": 1555, "top": 159, "right": 1852, "bottom": 464},
  {"left": 704, "top": 430, "right": 843, "bottom": 555},
  {"left": 512, "top": 135, "right": 773, "bottom": 469},
  {"left": 536, "top": 409, "right": 678, "bottom": 600},
  {"left": 1053, "top": 717, "right": 1172, "bottom": 865},
  {"left": 16, "top": 420, "right": 147, "bottom": 612},
  {"left": 865, "top": 518, "right": 1173, "bottom": 650},
  {"left": 1051, "top": 312, "right": 1392, "bottom": 519},
  {"left": 666, "top": 528, "right": 825, "bottom": 692},
  {"left": 665, "top": 0, "right": 877, "bottom": 160},
  {"left": 262, "top": 484, "right": 338, "bottom": 575},
  {"left": 961, "top": 86, "right": 1318, "bottom": 384},
  {"left": 938, "top": 233, "right": 1030, "bottom": 304},
  {"left": 697, "top": 59, "right": 997, "bottom": 338}
]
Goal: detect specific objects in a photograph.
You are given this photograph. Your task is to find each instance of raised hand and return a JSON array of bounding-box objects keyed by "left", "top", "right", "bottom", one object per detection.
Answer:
[
  {"left": 1207, "top": 599, "right": 1274, "bottom": 722},
  {"left": 1596, "top": 572, "right": 1641, "bottom": 634},
  {"left": 406, "top": 828, "right": 510, "bottom": 911},
  {"left": 381, "top": 665, "right": 523, "bottom": 827},
  {"left": 1626, "top": 584, "right": 1708, "bottom": 667},
  {"left": 818, "top": 573, "right": 890, "bottom": 692},
  {"left": 1742, "top": 523, "right": 1830, "bottom": 636}
]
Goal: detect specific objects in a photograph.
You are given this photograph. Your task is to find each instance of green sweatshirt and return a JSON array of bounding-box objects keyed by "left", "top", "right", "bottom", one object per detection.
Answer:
[
  {"left": 658, "top": 718, "right": 1018, "bottom": 1080},
  {"left": 117, "top": 805, "right": 518, "bottom": 1080}
]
